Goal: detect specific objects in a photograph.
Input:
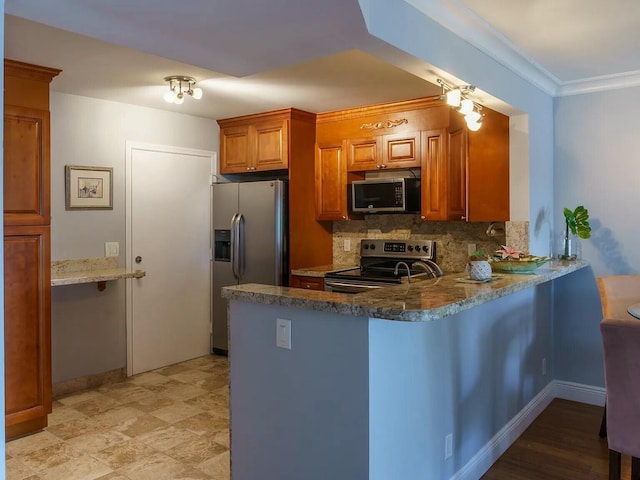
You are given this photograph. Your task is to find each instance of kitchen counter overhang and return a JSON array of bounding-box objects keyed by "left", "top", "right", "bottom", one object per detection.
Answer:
[{"left": 222, "top": 259, "right": 589, "bottom": 322}]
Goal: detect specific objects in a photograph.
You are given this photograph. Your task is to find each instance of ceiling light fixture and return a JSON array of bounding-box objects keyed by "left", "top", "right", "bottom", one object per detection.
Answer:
[
  {"left": 437, "top": 78, "right": 484, "bottom": 131},
  {"left": 163, "top": 75, "right": 203, "bottom": 104}
]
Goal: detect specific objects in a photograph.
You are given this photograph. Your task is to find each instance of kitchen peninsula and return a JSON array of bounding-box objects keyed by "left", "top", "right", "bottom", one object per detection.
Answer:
[{"left": 223, "top": 260, "right": 589, "bottom": 480}]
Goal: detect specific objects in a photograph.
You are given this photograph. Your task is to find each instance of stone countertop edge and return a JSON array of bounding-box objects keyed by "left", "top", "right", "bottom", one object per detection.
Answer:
[
  {"left": 290, "top": 264, "right": 357, "bottom": 278},
  {"left": 51, "top": 257, "right": 146, "bottom": 287},
  {"left": 222, "top": 260, "right": 589, "bottom": 322}
]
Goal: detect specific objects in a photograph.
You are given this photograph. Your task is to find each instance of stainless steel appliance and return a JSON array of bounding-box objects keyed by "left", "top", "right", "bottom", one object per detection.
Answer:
[
  {"left": 212, "top": 180, "right": 287, "bottom": 353},
  {"left": 351, "top": 177, "right": 421, "bottom": 213},
  {"left": 324, "top": 239, "right": 443, "bottom": 294}
]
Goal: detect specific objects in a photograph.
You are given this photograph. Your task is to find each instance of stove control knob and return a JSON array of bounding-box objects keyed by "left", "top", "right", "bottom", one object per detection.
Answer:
[
  {"left": 414, "top": 245, "right": 421, "bottom": 252},
  {"left": 363, "top": 244, "right": 369, "bottom": 250},
  {"left": 407, "top": 245, "right": 414, "bottom": 252},
  {"left": 370, "top": 243, "right": 376, "bottom": 250}
]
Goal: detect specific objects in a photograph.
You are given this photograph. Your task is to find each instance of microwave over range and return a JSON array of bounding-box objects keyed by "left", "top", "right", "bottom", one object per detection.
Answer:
[{"left": 351, "top": 177, "right": 421, "bottom": 214}]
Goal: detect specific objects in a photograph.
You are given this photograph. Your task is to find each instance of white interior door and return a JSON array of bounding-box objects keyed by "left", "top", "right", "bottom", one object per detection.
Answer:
[{"left": 126, "top": 142, "right": 214, "bottom": 375}]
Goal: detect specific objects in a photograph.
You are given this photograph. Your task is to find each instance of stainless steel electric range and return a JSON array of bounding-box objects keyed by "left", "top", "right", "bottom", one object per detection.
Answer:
[{"left": 324, "top": 239, "right": 444, "bottom": 294}]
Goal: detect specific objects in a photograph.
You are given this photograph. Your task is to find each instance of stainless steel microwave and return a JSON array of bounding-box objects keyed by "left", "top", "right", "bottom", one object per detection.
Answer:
[{"left": 351, "top": 177, "right": 421, "bottom": 213}]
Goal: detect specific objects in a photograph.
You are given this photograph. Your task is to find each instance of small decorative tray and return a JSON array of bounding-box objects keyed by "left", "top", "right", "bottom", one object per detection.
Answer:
[{"left": 455, "top": 275, "right": 503, "bottom": 284}]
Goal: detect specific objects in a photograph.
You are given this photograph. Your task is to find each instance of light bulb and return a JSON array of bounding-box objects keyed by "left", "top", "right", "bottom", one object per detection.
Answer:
[
  {"left": 446, "top": 89, "right": 461, "bottom": 107},
  {"left": 163, "top": 89, "right": 176, "bottom": 103},
  {"left": 174, "top": 93, "right": 184, "bottom": 105},
  {"left": 191, "top": 87, "right": 203, "bottom": 100},
  {"left": 465, "top": 110, "right": 481, "bottom": 123},
  {"left": 465, "top": 112, "right": 483, "bottom": 131},
  {"left": 467, "top": 119, "right": 482, "bottom": 131},
  {"left": 459, "top": 98, "right": 474, "bottom": 115}
]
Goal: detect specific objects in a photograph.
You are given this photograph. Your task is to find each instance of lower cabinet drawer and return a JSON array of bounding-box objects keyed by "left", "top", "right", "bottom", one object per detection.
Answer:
[{"left": 291, "top": 275, "right": 325, "bottom": 291}]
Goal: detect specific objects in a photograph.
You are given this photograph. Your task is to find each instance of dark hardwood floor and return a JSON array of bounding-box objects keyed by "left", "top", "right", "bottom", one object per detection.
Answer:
[{"left": 482, "top": 398, "right": 631, "bottom": 480}]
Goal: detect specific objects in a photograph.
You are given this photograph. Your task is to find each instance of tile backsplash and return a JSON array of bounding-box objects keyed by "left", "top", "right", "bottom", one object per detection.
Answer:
[{"left": 332, "top": 215, "right": 529, "bottom": 273}]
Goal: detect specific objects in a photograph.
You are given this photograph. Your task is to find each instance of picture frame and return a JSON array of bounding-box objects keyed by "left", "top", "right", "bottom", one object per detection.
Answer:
[{"left": 65, "top": 165, "right": 113, "bottom": 210}]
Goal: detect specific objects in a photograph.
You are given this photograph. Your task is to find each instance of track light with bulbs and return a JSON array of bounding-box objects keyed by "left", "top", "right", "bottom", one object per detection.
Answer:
[
  {"left": 437, "top": 78, "right": 484, "bottom": 131},
  {"left": 163, "top": 75, "right": 203, "bottom": 104}
]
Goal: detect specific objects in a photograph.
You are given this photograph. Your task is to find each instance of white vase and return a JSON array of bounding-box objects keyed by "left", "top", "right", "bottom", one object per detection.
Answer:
[{"left": 468, "top": 260, "right": 492, "bottom": 281}]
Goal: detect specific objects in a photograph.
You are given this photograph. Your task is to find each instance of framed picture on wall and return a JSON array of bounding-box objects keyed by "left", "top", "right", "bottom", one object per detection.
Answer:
[{"left": 65, "top": 165, "right": 113, "bottom": 210}]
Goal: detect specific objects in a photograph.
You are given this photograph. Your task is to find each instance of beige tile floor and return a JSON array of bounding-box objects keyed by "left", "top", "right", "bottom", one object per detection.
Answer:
[{"left": 6, "top": 354, "right": 230, "bottom": 480}]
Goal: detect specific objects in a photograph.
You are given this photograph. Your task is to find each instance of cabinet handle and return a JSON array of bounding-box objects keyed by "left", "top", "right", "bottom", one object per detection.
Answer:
[
  {"left": 461, "top": 216, "right": 466, "bottom": 220},
  {"left": 246, "top": 167, "right": 251, "bottom": 171},
  {"left": 376, "top": 165, "right": 381, "bottom": 169},
  {"left": 342, "top": 215, "right": 347, "bottom": 220},
  {"left": 380, "top": 164, "right": 387, "bottom": 169}
]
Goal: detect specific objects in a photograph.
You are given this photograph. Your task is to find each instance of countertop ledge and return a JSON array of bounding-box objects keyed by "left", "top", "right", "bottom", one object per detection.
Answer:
[
  {"left": 223, "top": 260, "right": 589, "bottom": 322},
  {"left": 51, "top": 257, "right": 146, "bottom": 287}
]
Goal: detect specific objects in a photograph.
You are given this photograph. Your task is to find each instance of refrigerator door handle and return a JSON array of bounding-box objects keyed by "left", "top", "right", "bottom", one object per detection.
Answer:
[
  {"left": 230, "top": 213, "right": 240, "bottom": 280},
  {"left": 236, "top": 213, "right": 245, "bottom": 279}
]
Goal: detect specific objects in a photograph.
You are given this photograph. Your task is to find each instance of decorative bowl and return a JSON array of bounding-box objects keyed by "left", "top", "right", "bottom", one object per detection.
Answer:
[{"left": 490, "top": 257, "right": 551, "bottom": 274}]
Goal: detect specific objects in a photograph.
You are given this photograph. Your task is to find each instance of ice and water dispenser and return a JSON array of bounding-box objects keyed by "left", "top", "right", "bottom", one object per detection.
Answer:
[{"left": 214, "top": 229, "right": 231, "bottom": 262}]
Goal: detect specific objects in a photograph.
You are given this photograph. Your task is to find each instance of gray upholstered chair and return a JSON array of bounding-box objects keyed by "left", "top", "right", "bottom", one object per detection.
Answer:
[
  {"left": 599, "top": 275, "right": 640, "bottom": 480},
  {"left": 601, "top": 317, "right": 640, "bottom": 479}
]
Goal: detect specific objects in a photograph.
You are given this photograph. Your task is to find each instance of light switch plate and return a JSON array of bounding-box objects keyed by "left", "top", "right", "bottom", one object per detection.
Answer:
[
  {"left": 105, "top": 242, "right": 119, "bottom": 257},
  {"left": 276, "top": 318, "right": 292, "bottom": 350}
]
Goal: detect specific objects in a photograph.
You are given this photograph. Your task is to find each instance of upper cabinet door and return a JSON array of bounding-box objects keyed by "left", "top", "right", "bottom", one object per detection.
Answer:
[
  {"left": 420, "top": 128, "right": 448, "bottom": 221},
  {"left": 4, "top": 105, "right": 50, "bottom": 226},
  {"left": 254, "top": 119, "right": 288, "bottom": 171},
  {"left": 315, "top": 140, "right": 349, "bottom": 221},
  {"left": 447, "top": 128, "right": 468, "bottom": 221},
  {"left": 220, "top": 125, "right": 252, "bottom": 173},
  {"left": 346, "top": 137, "right": 380, "bottom": 171},
  {"left": 383, "top": 132, "right": 420, "bottom": 169}
]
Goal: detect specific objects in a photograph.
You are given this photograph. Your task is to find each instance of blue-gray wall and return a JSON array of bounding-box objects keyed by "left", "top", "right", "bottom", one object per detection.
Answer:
[
  {"left": 229, "top": 281, "right": 555, "bottom": 479},
  {"left": 358, "top": 0, "right": 607, "bottom": 389}
]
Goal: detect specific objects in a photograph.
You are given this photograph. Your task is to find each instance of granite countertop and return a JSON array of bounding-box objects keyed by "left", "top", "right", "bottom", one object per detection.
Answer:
[
  {"left": 223, "top": 260, "right": 589, "bottom": 322},
  {"left": 290, "top": 264, "right": 357, "bottom": 278},
  {"left": 51, "top": 257, "right": 146, "bottom": 287}
]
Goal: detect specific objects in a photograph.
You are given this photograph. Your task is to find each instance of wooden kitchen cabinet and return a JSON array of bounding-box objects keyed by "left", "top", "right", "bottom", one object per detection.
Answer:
[
  {"left": 4, "top": 59, "right": 60, "bottom": 439},
  {"left": 447, "top": 106, "right": 510, "bottom": 222},
  {"left": 290, "top": 275, "right": 325, "bottom": 291},
  {"left": 315, "top": 140, "right": 351, "bottom": 221},
  {"left": 420, "top": 128, "right": 448, "bottom": 221},
  {"left": 346, "top": 132, "right": 420, "bottom": 171},
  {"left": 218, "top": 114, "right": 288, "bottom": 173}
]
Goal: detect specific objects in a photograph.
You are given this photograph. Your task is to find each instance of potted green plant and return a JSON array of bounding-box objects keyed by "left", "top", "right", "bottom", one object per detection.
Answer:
[
  {"left": 468, "top": 250, "right": 492, "bottom": 281},
  {"left": 560, "top": 205, "right": 591, "bottom": 260}
]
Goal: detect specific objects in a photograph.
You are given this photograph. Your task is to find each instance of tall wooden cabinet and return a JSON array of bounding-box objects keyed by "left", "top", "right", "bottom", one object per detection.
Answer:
[{"left": 4, "top": 59, "right": 60, "bottom": 439}]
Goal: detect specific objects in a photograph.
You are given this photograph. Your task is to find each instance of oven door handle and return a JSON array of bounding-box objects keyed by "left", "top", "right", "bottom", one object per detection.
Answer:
[{"left": 324, "top": 280, "right": 386, "bottom": 294}]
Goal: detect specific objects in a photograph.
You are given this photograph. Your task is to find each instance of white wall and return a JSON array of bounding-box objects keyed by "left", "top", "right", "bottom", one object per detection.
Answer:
[{"left": 50, "top": 92, "right": 218, "bottom": 382}]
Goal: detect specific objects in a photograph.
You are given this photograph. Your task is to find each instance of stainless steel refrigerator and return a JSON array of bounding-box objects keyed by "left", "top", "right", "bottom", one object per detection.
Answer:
[{"left": 212, "top": 180, "right": 288, "bottom": 353}]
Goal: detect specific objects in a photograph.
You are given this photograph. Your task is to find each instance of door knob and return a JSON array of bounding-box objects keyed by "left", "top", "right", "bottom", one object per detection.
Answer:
[{"left": 135, "top": 256, "right": 142, "bottom": 263}]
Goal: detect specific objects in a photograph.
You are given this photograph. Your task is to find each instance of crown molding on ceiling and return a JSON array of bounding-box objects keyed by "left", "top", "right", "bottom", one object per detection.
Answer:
[
  {"left": 557, "top": 70, "right": 640, "bottom": 97},
  {"left": 403, "top": 0, "right": 639, "bottom": 98}
]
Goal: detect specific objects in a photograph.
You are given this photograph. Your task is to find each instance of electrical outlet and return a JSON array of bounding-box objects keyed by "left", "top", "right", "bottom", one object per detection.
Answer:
[
  {"left": 542, "top": 357, "right": 547, "bottom": 376},
  {"left": 467, "top": 243, "right": 477, "bottom": 256},
  {"left": 445, "top": 433, "right": 453, "bottom": 459},
  {"left": 105, "top": 242, "right": 119, "bottom": 257},
  {"left": 276, "top": 318, "right": 292, "bottom": 350},
  {"left": 344, "top": 239, "right": 351, "bottom": 252}
]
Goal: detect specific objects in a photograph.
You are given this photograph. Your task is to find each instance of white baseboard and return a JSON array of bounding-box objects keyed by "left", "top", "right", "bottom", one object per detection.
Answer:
[
  {"left": 450, "top": 380, "right": 604, "bottom": 480},
  {"left": 553, "top": 380, "right": 606, "bottom": 406}
]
